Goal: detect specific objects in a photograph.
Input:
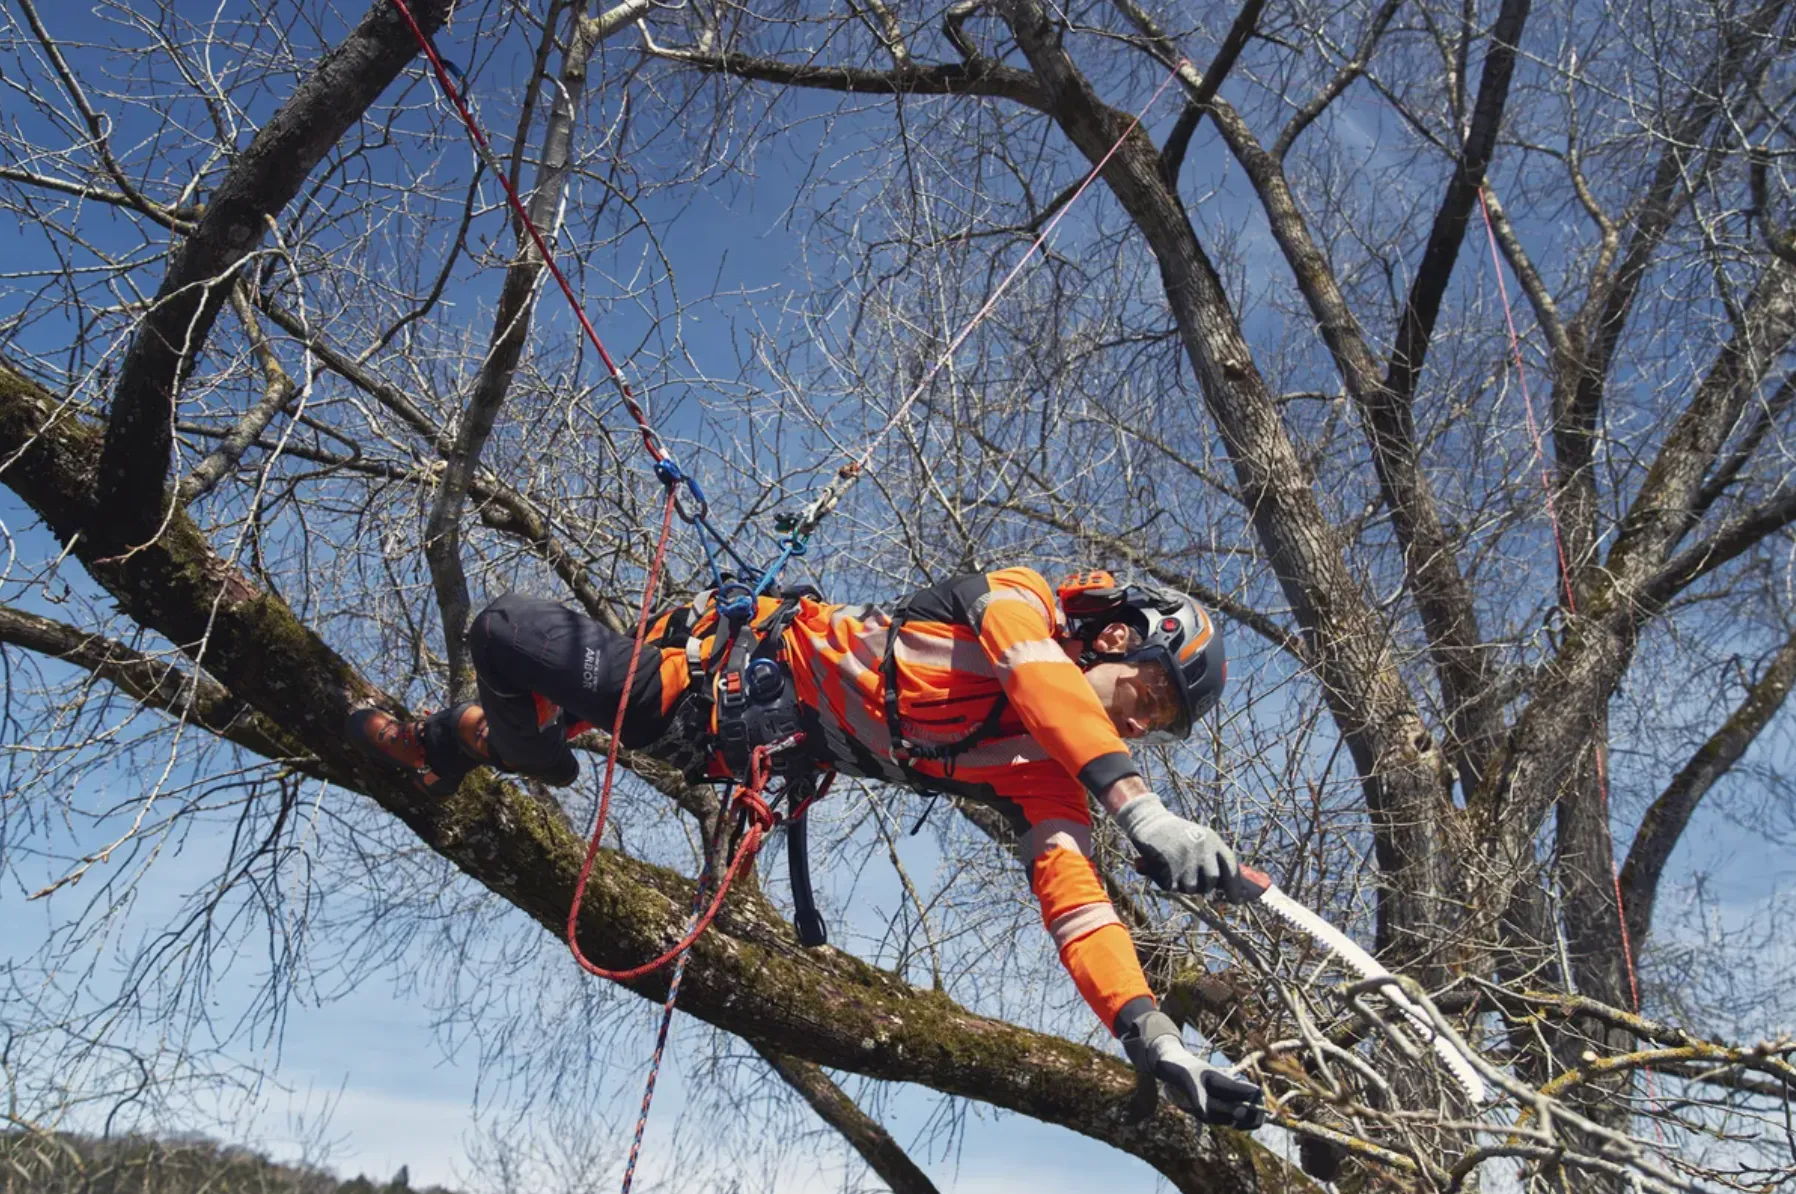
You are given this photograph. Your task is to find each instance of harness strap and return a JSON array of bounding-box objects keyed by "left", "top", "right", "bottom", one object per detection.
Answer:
[
  {"left": 880, "top": 604, "right": 1009, "bottom": 781},
  {"left": 683, "top": 586, "right": 827, "bottom": 783}
]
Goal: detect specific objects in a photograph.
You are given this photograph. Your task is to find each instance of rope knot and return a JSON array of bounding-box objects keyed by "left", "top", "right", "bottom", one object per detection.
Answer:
[{"left": 734, "top": 789, "right": 777, "bottom": 832}]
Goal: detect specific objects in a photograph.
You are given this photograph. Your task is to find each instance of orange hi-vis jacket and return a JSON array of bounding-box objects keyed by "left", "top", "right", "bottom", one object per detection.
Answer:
[{"left": 651, "top": 567, "right": 1155, "bottom": 1032}]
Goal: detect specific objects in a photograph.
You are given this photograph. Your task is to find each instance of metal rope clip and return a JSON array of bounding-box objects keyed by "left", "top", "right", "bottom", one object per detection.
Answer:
[
  {"left": 655, "top": 455, "right": 710, "bottom": 523},
  {"left": 714, "top": 580, "right": 756, "bottom": 622}
]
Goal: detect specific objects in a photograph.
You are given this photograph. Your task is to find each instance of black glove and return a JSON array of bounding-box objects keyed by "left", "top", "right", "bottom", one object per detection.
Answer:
[
  {"left": 1119, "top": 1008, "right": 1266, "bottom": 1130},
  {"left": 1113, "top": 793, "right": 1240, "bottom": 896}
]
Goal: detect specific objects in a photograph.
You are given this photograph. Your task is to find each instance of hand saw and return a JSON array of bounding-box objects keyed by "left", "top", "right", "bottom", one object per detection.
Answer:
[{"left": 1197, "top": 866, "right": 1489, "bottom": 1104}]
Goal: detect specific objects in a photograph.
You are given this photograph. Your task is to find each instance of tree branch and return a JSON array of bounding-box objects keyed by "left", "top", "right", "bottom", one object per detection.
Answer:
[
  {"left": 1554, "top": 0, "right": 1788, "bottom": 560},
  {"left": 1476, "top": 183, "right": 1571, "bottom": 363},
  {"left": 1109, "top": 0, "right": 1505, "bottom": 796},
  {"left": 1607, "top": 254, "right": 1796, "bottom": 587},
  {"left": 995, "top": 0, "right": 1459, "bottom": 967},
  {"left": 179, "top": 281, "right": 300, "bottom": 504},
  {"left": 13, "top": 0, "right": 187, "bottom": 230},
  {"left": 1384, "top": 0, "right": 1533, "bottom": 409},
  {"left": 0, "top": 166, "right": 201, "bottom": 228},
  {"left": 175, "top": 301, "right": 621, "bottom": 627},
  {"left": 1271, "top": 0, "right": 1403, "bottom": 161},
  {"left": 643, "top": 44, "right": 1048, "bottom": 112},
  {"left": 0, "top": 602, "right": 322, "bottom": 777},
  {"left": 1618, "top": 626, "right": 1796, "bottom": 947},
  {"left": 1155, "top": 0, "right": 1263, "bottom": 190},
  {"left": 1638, "top": 489, "right": 1796, "bottom": 616},
  {"left": 755, "top": 1047, "right": 941, "bottom": 1194},
  {"left": 92, "top": 0, "right": 460, "bottom": 546}
]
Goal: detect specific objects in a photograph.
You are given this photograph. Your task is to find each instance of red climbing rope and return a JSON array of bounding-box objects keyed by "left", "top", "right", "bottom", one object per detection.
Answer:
[
  {"left": 1477, "top": 188, "right": 1643, "bottom": 1015},
  {"left": 559, "top": 488, "right": 788, "bottom": 982}
]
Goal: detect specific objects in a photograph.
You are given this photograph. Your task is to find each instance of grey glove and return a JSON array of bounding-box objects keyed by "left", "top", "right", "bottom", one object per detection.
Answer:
[
  {"left": 1113, "top": 793, "right": 1238, "bottom": 895},
  {"left": 1119, "top": 1009, "right": 1266, "bottom": 1130}
]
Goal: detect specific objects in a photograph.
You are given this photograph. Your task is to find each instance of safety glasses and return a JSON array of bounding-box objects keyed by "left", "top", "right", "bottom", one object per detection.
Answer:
[{"left": 1123, "top": 644, "right": 1192, "bottom": 744}]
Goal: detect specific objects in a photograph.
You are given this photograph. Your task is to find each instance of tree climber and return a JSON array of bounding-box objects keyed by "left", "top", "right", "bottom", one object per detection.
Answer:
[{"left": 348, "top": 567, "right": 1266, "bottom": 1129}]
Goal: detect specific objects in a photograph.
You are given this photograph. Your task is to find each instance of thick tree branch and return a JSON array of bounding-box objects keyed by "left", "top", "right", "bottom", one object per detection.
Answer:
[
  {"left": 644, "top": 44, "right": 1049, "bottom": 112},
  {"left": 1155, "top": 0, "right": 1263, "bottom": 190},
  {"left": 92, "top": 0, "right": 459, "bottom": 545},
  {"left": 1618, "top": 627, "right": 1796, "bottom": 947},
  {"left": 0, "top": 357, "right": 1307, "bottom": 1194},
  {"left": 1606, "top": 255, "right": 1796, "bottom": 586},
  {"left": 1383, "top": 0, "right": 1533, "bottom": 411},
  {"left": 0, "top": 603, "right": 322, "bottom": 776},
  {"left": 1638, "top": 489, "right": 1796, "bottom": 615}
]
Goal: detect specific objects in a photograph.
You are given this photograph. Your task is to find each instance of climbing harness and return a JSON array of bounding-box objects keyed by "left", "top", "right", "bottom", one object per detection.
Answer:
[
  {"left": 879, "top": 601, "right": 1010, "bottom": 777},
  {"left": 387, "top": 0, "right": 1189, "bottom": 1175}
]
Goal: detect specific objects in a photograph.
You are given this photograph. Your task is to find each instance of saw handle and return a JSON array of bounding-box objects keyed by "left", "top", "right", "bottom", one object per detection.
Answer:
[
  {"left": 1131, "top": 858, "right": 1273, "bottom": 905},
  {"left": 1223, "top": 864, "right": 1272, "bottom": 905}
]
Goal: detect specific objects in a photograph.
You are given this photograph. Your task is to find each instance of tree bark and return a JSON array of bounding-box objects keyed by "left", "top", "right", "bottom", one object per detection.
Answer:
[{"left": 0, "top": 356, "right": 1315, "bottom": 1194}]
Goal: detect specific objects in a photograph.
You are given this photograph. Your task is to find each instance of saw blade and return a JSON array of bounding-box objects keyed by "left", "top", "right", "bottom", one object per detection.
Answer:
[{"left": 1256, "top": 885, "right": 1488, "bottom": 1103}]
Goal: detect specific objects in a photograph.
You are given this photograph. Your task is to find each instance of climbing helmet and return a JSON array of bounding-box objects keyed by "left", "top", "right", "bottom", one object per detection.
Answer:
[{"left": 1056, "top": 570, "right": 1227, "bottom": 743}]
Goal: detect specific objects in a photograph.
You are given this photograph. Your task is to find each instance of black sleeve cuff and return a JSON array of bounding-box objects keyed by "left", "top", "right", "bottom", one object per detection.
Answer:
[
  {"left": 1112, "top": 994, "right": 1158, "bottom": 1039},
  {"left": 1077, "top": 751, "right": 1139, "bottom": 798}
]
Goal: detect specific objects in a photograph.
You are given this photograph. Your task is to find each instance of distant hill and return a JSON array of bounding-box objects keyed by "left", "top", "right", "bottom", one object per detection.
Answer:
[{"left": 0, "top": 1132, "right": 459, "bottom": 1194}]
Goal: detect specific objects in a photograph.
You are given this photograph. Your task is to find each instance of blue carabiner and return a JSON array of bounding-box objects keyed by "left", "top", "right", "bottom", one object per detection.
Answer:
[{"left": 715, "top": 581, "right": 756, "bottom": 623}]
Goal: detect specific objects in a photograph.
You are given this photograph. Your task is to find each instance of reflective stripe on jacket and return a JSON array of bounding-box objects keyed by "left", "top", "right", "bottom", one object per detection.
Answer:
[{"left": 783, "top": 566, "right": 1142, "bottom": 801}]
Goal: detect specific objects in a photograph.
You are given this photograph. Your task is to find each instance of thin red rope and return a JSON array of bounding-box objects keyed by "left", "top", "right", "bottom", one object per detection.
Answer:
[
  {"left": 385, "top": 0, "right": 665, "bottom": 462},
  {"left": 1476, "top": 188, "right": 1642, "bottom": 1013},
  {"left": 561, "top": 489, "right": 779, "bottom": 982}
]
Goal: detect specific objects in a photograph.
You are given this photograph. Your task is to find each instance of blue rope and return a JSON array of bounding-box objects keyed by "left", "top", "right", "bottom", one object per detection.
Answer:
[{"left": 652, "top": 453, "right": 806, "bottom": 601}]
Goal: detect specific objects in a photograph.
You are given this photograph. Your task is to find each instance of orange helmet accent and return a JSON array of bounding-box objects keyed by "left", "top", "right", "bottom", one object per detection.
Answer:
[{"left": 1056, "top": 570, "right": 1123, "bottom": 620}]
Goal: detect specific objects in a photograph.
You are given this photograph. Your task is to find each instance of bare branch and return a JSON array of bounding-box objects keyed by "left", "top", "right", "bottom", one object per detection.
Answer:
[
  {"left": 178, "top": 281, "right": 299, "bottom": 504},
  {"left": 91, "top": 0, "right": 461, "bottom": 546},
  {"left": 755, "top": 1047, "right": 941, "bottom": 1194},
  {"left": 1619, "top": 626, "right": 1796, "bottom": 947},
  {"left": 643, "top": 43, "right": 1048, "bottom": 112}
]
